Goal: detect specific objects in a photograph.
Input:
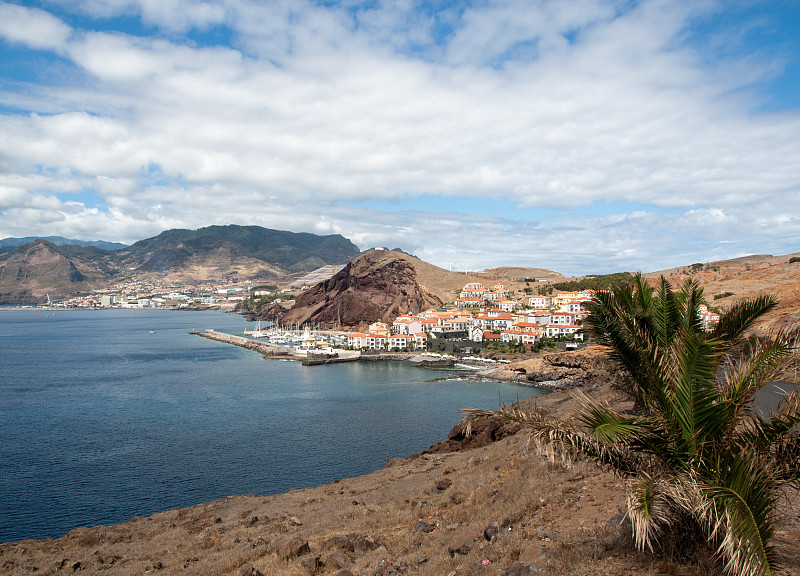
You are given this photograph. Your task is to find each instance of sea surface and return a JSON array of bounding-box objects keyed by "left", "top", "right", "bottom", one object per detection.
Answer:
[{"left": 0, "top": 309, "right": 543, "bottom": 543}]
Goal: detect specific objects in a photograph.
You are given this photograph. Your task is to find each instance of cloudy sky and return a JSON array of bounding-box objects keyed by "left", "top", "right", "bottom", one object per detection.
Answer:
[{"left": 0, "top": 0, "right": 798, "bottom": 275}]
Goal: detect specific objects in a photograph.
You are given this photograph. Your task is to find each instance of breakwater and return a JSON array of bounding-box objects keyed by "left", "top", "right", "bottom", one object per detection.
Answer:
[{"left": 191, "top": 329, "right": 298, "bottom": 359}]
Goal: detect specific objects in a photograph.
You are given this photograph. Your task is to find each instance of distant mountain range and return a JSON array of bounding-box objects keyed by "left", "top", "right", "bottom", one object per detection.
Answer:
[
  {"left": 0, "top": 225, "right": 361, "bottom": 304},
  {"left": 0, "top": 236, "right": 128, "bottom": 253}
]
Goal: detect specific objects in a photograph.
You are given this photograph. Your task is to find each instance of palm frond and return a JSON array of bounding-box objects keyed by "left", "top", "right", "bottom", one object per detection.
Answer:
[
  {"left": 459, "top": 401, "right": 645, "bottom": 475},
  {"left": 711, "top": 294, "right": 779, "bottom": 345},
  {"left": 626, "top": 473, "right": 676, "bottom": 553},
  {"left": 670, "top": 331, "right": 724, "bottom": 453},
  {"left": 679, "top": 277, "right": 705, "bottom": 335},
  {"left": 700, "top": 457, "right": 780, "bottom": 576}
]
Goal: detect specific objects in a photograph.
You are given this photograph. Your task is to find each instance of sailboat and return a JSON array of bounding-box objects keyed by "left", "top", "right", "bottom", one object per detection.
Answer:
[{"left": 244, "top": 319, "right": 268, "bottom": 338}]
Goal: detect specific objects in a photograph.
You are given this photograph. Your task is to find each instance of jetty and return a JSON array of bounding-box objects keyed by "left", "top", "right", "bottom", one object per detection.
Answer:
[
  {"left": 191, "top": 329, "right": 361, "bottom": 363},
  {"left": 191, "top": 329, "right": 297, "bottom": 359}
]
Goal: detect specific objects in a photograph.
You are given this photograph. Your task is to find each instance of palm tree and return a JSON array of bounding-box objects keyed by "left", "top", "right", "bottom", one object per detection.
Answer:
[
  {"left": 463, "top": 275, "right": 800, "bottom": 576},
  {"left": 584, "top": 273, "right": 777, "bottom": 411}
]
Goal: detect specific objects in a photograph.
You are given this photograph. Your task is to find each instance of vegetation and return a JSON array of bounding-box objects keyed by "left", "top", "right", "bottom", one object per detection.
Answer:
[
  {"left": 714, "top": 291, "right": 735, "bottom": 300},
  {"left": 552, "top": 272, "right": 633, "bottom": 292},
  {"left": 789, "top": 256, "right": 800, "bottom": 264},
  {"left": 464, "top": 274, "right": 800, "bottom": 576},
  {"left": 482, "top": 334, "right": 582, "bottom": 355}
]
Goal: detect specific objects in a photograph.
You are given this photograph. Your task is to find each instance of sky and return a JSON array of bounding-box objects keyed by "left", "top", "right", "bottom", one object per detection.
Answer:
[{"left": 0, "top": 0, "right": 798, "bottom": 276}]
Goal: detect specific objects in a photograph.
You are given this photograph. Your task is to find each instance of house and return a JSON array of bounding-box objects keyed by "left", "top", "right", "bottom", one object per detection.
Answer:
[
  {"left": 549, "top": 312, "right": 576, "bottom": 325},
  {"left": 501, "top": 329, "right": 539, "bottom": 346},
  {"left": 527, "top": 295, "right": 551, "bottom": 308},
  {"left": 456, "top": 297, "right": 484, "bottom": 308},
  {"left": 367, "top": 322, "right": 391, "bottom": 337},
  {"left": 393, "top": 316, "right": 422, "bottom": 334},
  {"left": 559, "top": 300, "right": 588, "bottom": 313},
  {"left": 347, "top": 332, "right": 369, "bottom": 348},
  {"left": 482, "top": 331, "right": 501, "bottom": 343},
  {"left": 545, "top": 325, "right": 584, "bottom": 339},
  {"left": 366, "top": 334, "right": 388, "bottom": 349},
  {"left": 413, "top": 332, "right": 429, "bottom": 349},
  {"left": 512, "top": 322, "right": 544, "bottom": 336},
  {"left": 495, "top": 298, "right": 517, "bottom": 312},
  {"left": 388, "top": 334, "right": 414, "bottom": 350},
  {"left": 460, "top": 283, "right": 486, "bottom": 299}
]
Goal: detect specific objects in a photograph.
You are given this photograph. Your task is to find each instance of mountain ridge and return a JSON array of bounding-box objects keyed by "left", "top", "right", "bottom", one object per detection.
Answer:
[{"left": 0, "top": 226, "right": 361, "bottom": 304}]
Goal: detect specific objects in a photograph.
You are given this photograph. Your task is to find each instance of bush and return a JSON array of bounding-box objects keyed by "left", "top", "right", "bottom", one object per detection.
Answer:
[{"left": 789, "top": 257, "right": 800, "bottom": 264}]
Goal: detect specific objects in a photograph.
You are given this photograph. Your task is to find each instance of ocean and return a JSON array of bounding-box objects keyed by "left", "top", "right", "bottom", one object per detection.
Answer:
[{"left": 0, "top": 309, "right": 543, "bottom": 543}]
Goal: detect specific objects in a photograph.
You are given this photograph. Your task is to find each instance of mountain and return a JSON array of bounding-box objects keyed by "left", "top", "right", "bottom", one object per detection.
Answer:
[
  {"left": 268, "top": 249, "right": 493, "bottom": 327},
  {"left": 117, "top": 225, "right": 359, "bottom": 274},
  {"left": 0, "top": 236, "right": 127, "bottom": 254},
  {"left": 0, "top": 226, "right": 361, "bottom": 304},
  {"left": 0, "top": 240, "right": 119, "bottom": 304}
]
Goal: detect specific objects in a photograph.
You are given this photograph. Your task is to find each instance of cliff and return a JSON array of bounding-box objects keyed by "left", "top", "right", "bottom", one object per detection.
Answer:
[{"left": 273, "top": 250, "right": 449, "bottom": 326}]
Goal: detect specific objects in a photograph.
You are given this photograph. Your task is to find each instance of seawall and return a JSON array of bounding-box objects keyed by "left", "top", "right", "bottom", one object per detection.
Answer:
[{"left": 191, "top": 329, "right": 298, "bottom": 359}]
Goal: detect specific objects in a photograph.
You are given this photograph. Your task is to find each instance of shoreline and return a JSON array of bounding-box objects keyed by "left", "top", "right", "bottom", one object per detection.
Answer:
[{"left": 191, "top": 328, "right": 576, "bottom": 391}]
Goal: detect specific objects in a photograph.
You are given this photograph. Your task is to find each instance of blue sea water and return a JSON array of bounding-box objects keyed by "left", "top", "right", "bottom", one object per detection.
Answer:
[{"left": 0, "top": 309, "right": 543, "bottom": 543}]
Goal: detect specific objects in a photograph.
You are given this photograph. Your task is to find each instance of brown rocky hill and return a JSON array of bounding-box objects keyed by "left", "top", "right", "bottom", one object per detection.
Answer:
[
  {"left": 0, "top": 240, "right": 110, "bottom": 304},
  {"left": 274, "top": 250, "right": 492, "bottom": 327},
  {"left": 646, "top": 251, "right": 800, "bottom": 332}
]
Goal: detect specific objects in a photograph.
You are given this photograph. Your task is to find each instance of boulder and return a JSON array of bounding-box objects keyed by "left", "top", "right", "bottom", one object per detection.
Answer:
[
  {"left": 276, "top": 536, "right": 310, "bottom": 560},
  {"left": 447, "top": 528, "right": 477, "bottom": 556}
]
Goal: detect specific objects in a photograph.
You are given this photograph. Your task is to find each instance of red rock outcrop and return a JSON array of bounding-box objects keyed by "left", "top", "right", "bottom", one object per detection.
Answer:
[{"left": 276, "top": 250, "right": 444, "bottom": 327}]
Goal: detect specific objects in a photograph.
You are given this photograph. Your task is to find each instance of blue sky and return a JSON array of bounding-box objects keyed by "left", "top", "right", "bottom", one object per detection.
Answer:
[{"left": 0, "top": 0, "right": 798, "bottom": 275}]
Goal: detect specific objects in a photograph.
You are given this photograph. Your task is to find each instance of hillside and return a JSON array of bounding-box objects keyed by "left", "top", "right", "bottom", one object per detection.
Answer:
[
  {"left": 0, "top": 240, "right": 116, "bottom": 305},
  {"left": 646, "top": 251, "right": 800, "bottom": 332},
  {"left": 0, "top": 226, "right": 361, "bottom": 304},
  {"left": 118, "top": 226, "right": 359, "bottom": 274}
]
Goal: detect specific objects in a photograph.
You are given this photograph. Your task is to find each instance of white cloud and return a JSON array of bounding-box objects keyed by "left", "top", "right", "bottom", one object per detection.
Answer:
[
  {"left": 0, "top": 0, "right": 798, "bottom": 273},
  {"left": 0, "top": 2, "right": 72, "bottom": 52}
]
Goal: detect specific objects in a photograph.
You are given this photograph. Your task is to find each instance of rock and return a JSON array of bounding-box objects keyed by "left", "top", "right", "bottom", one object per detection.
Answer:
[
  {"left": 414, "top": 520, "right": 436, "bottom": 533},
  {"left": 289, "top": 516, "right": 303, "bottom": 526},
  {"left": 239, "top": 563, "right": 264, "bottom": 576},
  {"left": 299, "top": 554, "right": 322, "bottom": 574},
  {"left": 434, "top": 478, "right": 453, "bottom": 491},
  {"left": 334, "top": 533, "right": 379, "bottom": 555},
  {"left": 333, "top": 571, "right": 355, "bottom": 576},
  {"left": 484, "top": 521, "right": 500, "bottom": 541},
  {"left": 352, "top": 535, "right": 378, "bottom": 554},
  {"left": 247, "top": 516, "right": 259, "bottom": 526},
  {"left": 277, "top": 537, "right": 310, "bottom": 560},
  {"left": 447, "top": 528, "right": 476, "bottom": 556},
  {"left": 325, "top": 552, "right": 350, "bottom": 570}
]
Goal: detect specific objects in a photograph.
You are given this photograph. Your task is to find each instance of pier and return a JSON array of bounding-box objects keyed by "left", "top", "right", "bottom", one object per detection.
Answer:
[{"left": 191, "top": 329, "right": 361, "bottom": 363}]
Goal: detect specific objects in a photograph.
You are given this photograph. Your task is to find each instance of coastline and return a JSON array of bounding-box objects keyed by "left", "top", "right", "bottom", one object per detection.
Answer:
[{"left": 190, "top": 328, "right": 612, "bottom": 392}]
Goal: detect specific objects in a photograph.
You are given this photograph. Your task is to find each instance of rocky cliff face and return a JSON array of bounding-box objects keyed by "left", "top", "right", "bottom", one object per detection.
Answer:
[{"left": 275, "top": 250, "right": 445, "bottom": 326}]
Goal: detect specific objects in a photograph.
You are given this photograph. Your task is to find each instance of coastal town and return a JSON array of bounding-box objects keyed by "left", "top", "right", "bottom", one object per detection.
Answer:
[{"left": 27, "top": 266, "right": 723, "bottom": 356}]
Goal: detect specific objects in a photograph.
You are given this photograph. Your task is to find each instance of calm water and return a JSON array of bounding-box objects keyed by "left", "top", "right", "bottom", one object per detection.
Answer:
[{"left": 0, "top": 309, "right": 542, "bottom": 543}]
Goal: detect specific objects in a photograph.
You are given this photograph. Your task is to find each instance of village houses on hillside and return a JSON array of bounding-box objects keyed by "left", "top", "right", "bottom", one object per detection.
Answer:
[{"left": 347, "top": 282, "right": 592, "bottom": 352}]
